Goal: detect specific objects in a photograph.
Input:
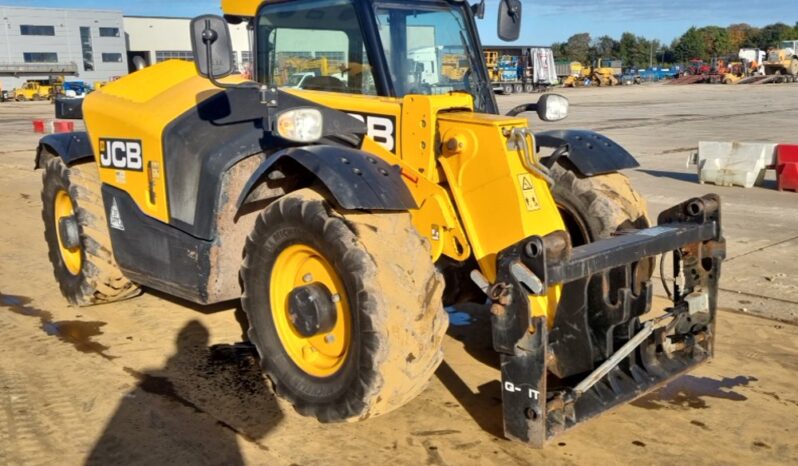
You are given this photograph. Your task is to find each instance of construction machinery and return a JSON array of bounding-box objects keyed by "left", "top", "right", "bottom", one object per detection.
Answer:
[
  {"left": 484, "top": 46, "right": 558, "bottom": 93},
  {"left": 12, "top": 80, "right": 54, "bottom": 101},
  {"left": 441, "top": 53, "right": 469, "bottom": 81},
  {"left": 764, "top": 40, "right": 798, "bottom": 76},
  {"left": 563, "top": 59, "right": 620, "bottom": 87},
  {"left": 36, "top": 0, "right": 724, "bottom": 448}
]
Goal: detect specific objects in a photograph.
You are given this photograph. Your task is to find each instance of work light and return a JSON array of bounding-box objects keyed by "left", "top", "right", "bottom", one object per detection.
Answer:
[{"left": 276, "top": 108, "right": 323, "bottom": 142}]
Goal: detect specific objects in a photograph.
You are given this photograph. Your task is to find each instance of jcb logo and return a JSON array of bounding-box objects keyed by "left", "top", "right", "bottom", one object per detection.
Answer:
[
  {"left": 99, "top": 138, "right": 143, "bottom": 171},
  {"left": 347, "top": 112, "right": 396, "bottom": 153}
]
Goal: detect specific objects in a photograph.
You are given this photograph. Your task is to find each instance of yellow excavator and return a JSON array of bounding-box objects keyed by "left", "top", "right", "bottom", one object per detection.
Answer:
[
  {"left": 563, "top": 59, "right": 619, "bottom": 87},
  {"left": 36, "top": 0, "right": 724, "bottom": 447}
]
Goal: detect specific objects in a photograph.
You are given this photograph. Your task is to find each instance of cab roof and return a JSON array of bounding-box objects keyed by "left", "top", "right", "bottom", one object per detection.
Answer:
[{"left": 222, "top": 0, "right": 466, "bottom": 18}]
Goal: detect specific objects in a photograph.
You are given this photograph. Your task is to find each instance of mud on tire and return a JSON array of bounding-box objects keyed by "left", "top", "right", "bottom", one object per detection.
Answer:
[
  {"left": 549, "top": 162, "right": 650, "bottom": 245},
  {"left": 240, "top": 188, "right": 447, "bottom": 422},
  {"left": 549, "top": 162, "right": 654, "bottom": 286},
  {"left": 41, "top": 152, "right": 140, "bottom": 305}
]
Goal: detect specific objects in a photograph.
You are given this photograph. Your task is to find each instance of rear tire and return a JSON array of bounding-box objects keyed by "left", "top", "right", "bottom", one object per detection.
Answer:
[
  {"left": 789, "top": 58, "right": 798, "bottom": 76},
  {"left": 241, "top": 189, "right": 446, "bottom": 422},
  {"left": 41, "top": 153, "right": 140, "bottom": 305}
]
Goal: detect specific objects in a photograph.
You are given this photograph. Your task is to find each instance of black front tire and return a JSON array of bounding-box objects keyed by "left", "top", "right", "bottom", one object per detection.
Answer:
[
  {"left": 240, "top": 189, "right": 447, "bottom": 422},
  {"left": 549, "top": 162, "right": 654, "bottom": 287},
  {"left": 549, "top": 161, "right": 650, "bottom": 245}
]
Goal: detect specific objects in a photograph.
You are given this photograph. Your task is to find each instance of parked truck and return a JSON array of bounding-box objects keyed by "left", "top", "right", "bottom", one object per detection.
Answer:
[{"left": 484, "top": 45, "right": 558, "bottom": 94}]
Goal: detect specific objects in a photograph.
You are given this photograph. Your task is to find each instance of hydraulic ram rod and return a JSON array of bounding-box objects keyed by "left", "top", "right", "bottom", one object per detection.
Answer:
[
  {"left": 572, "top": 311, "right": 675, "bottom": 396},
  {"left": 572, "top": 322, "right": 654, "bottom": 396}
]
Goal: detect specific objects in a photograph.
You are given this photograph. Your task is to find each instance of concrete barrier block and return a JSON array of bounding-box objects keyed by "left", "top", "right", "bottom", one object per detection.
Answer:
[{"left": 696, "top": 141, "right": 776, "bottom": 188}]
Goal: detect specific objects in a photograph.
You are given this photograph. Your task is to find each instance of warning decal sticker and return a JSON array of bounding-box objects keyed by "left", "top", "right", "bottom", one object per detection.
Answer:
[{"left": 517, "top": 174, "right": 541, "bottom": 212}]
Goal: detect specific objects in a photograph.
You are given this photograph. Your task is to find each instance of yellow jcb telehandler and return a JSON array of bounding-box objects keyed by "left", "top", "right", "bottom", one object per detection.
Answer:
[{"left": 36, "top": 0, "right": 725, "bottom": 447}]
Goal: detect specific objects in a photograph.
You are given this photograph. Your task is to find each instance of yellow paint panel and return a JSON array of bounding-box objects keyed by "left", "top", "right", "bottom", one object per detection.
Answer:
[
  {"left": 359, "top": 137, "right": 470, "bottom": 262},
  {"left": 221, "top": 0, "right": 264, "bottom": 17},
  {"left": 399, "top": 93, "right": 473, "bottom": 183},
  {"left": 437, "top": 111, "right": 566, "bottom": 324},
  {"left": 83, "top": 60, "right": 237, "bottom": 223}
]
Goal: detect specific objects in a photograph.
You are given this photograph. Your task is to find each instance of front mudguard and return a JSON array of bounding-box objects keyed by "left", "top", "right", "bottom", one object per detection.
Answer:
[
  {"left": 236, "top": 145, "right": 417, "bottom": 211},
  {"left": 536, "top": 129, "right": 639, "bottom": 176},
  {"left": 490, "top": 194, "right": 725, "bottom": 446},
  {"left": 35, "top": 131, "right": 94, "bottom": 169}
]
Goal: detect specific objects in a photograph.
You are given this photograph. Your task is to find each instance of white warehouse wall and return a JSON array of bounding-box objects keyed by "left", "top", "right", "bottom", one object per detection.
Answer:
[
  {"left": 0, "top": 6, "right": 127, "bottom": 89},
  {"left": 124, "top": 16, "right": 252, "bottom": 71}
]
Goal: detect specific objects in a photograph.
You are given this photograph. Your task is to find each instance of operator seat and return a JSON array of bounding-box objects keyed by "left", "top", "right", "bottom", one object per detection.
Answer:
[{"left": 301, "top": 76, "right": 346, "bottom": 92}]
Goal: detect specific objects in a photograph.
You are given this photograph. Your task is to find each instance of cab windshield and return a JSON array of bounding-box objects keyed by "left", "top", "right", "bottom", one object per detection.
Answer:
[
  {"left": 375, "top": 3, "right": 490, "bottom": 110},
  {"left": 255, "top": 0, "right": 493, "bottom": 112},
  {"left": 780, "top": 40, "right": 797, "bottom": 51}
]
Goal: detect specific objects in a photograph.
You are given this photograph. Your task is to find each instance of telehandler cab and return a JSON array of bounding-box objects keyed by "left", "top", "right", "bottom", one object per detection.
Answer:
[{"left": 36, "top": 0, "right": 725, "bottom": 447}]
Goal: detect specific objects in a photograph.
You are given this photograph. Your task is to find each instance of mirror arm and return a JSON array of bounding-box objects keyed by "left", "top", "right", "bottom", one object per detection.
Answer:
[
  {"left": 201, "top": 21, "right": 274, "bottom": 105},
  {"left": 505, "top": 103, "right": 537, "bottom": 117},
  {"left": 203, "top": 22, "right": 238, "bottom": 90},
  {"left": 503, "top": 0, "right": 520, "bottom": 20}
]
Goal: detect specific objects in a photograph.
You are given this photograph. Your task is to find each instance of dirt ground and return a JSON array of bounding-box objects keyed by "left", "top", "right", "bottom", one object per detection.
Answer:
[{"left": 2, "top": 85, "right": 798, "bottom": 465}]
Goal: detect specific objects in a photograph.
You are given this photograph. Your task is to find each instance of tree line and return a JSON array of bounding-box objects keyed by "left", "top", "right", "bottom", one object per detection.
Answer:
[{"left": 552, "top": 22, "right": 798, "bottom": 68}]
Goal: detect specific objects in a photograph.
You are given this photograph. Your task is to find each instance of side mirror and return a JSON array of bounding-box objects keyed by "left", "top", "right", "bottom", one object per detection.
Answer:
[
  {"left": 497, "top": 0, "right": 522, "bottom": 42},
  {"left": 536, "top": 94, "right": 569, "bottom": 121},
  {"left": 505, "top": 94, "right": 569, "bottom": 122},
  {"left": 190, "top": 15, "right": 234, "bottom": 80}
]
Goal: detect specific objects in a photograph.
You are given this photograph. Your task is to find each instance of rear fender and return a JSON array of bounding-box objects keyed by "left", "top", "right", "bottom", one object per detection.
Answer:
[
  {"left": 236, "top": 145, "right": 417, "bottom": 211},
  {"left": 536, "top": 129, "right": 639, "bottom": 176},
  {"left": 35, "top": 132, "right": 93, "bottom": 169}
]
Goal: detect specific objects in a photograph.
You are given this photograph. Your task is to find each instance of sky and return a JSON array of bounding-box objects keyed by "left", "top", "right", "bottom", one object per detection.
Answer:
[{"left": 4, "top": 0, "right": 798, "bottom": 45}]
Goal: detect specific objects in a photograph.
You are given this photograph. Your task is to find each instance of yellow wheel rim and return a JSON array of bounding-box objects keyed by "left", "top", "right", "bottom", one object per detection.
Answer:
[
  {"left": 54, "top": 190, "right": 82, "bottom": 275},
  {"left": 270, "top": 244, "right": 351, "bottom": 377}
]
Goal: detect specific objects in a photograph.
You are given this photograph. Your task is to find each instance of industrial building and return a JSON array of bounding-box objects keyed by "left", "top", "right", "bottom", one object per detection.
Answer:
[
  {"left": 0, "top": 5, "right": 128, "bottom": 89},
  {"left": 123, "top": 16, "right": 251, "bottom": 73},
  {"left": 0, "top": 6, "right": 253, "bottom": 92}
]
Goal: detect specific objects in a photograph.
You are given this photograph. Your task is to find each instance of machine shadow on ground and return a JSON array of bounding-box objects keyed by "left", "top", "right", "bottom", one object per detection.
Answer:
[
  {"left": 435, "top": 303, "right": 504, "bottom": 438},
  {"left": 85, "top": 320, "right": 282, "bottom": 465}
]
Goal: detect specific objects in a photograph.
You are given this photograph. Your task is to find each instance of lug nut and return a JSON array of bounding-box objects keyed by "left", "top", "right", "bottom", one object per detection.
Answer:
[{"left": 302, "top": 273, "right": 313, "bottom": 283}]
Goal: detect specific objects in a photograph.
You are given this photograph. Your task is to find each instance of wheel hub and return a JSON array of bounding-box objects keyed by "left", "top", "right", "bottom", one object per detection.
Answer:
[
  {"left": 53, "top": 190, "right": 82, "bottom": 275},
  {"left": 270, "top": 243, "right": 351, "bottom": 377},
  {"left": 58, "top": 215, "right": 80, "bottom": 250},
  {"left": 287, "top": 283, "right": 337, "bottom": 337}
]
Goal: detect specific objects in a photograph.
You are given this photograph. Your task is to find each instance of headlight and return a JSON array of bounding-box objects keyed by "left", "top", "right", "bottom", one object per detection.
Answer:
[
  {"left": 275, "top": 108, "right": 323, "bottom": 143},
  {"left": 537, "top": 94, "right": 569, "bottom": 122}
]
